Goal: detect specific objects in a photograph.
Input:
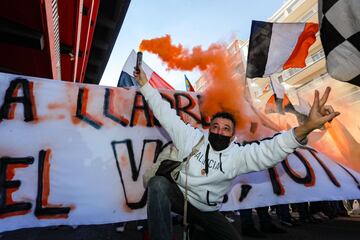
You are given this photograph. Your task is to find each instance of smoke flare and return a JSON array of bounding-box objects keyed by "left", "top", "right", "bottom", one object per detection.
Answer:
[{"left": 140, "top": 35, "right": 246, "bottom": 129}]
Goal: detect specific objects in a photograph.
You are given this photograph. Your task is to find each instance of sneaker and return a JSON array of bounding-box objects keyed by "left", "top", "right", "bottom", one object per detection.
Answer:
[
  {"left": 318, "top": 211, "right": 330, "bottom": 220},
  {"left": 279, "top": 218, "right": 300, "bottom": 227},
  {"left": 290, "top": 217, "right": 301, "bottom": 226},
  {"left": 242, "top": 225, "right": 267, "bottom": 238},
  {"left": 260, "top": 224, "right": 287, "bottom": 234},
  {"left": 225, "top": 216, "right": 235, "bottom": 223},
  {"left": 279, "top": 219, "right": 293, "bottom": 227},
  {"left": 310, "top": 215, "right": 323, "bottom": 223},
  {"left": 116, "top": 223, "right": 126, "bottom": 232},
  {"left": 311, "top": 213, "right": 325, "bottom": 222},
  {"left": 299, "top": 216, "right": 316, "bottom": 224}
]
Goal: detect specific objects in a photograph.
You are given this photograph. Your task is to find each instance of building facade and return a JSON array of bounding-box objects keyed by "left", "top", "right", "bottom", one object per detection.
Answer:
[
  {"left": 196, "top": 0, "right": 360, "bottom": 115},
  {"left": 262, "top": 0, "right": 359, "bottom": 115},
  {"left": 194, "top": 39, "right": 247, "bottom": 92}
]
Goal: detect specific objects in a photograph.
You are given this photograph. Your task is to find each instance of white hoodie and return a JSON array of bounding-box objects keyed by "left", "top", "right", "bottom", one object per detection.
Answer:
[{"left": 140, "top": 83, "right": 305, "bottom": 212}]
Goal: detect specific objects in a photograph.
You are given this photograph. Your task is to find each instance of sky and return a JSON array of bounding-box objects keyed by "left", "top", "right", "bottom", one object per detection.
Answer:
[{"left": 100, "top": 0, "right": 286, "bottom": 90}]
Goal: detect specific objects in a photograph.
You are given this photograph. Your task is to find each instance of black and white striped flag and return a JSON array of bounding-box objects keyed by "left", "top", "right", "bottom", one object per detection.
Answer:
[
  {"left": 319, "top": 0, "right": 360, "bottom": 86},
  {"left": 246, "top": 21, "right": 318, "bottom": 78}
]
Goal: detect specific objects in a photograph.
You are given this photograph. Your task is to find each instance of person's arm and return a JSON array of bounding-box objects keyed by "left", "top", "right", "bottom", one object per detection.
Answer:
[
  {"left": 134, "top": 67, "right": 203, "bottom": 158},
  {"left": 234, "top": 87, "right": 340, "bottom": 175},
  {"left": 233, "top": 129, "right": 304, "bottom": 175}
]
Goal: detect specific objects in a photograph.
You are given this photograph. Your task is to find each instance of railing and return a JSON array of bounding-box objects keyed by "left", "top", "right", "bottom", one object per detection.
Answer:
[
  {"left": 279, "top": 49, "right": 325, "bottom": 82},
  {"left": 270, "top": 0, "right": 307, "bottom": 22}
]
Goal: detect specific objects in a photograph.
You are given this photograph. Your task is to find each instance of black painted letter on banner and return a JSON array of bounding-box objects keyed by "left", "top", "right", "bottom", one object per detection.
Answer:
[
  {"left": 35, "top": 149, "right": 71, "bottom": 218},
  {"left": 308, "top": 149, "right": 340, "bottom": 187},
  {"left": 239, "top": 184, "right": 252, "bottom": 202},
  {"left": 337, "top": 163, "right": 360, "bottom": 190},
  {"left": 268, "top": 167, "right": 285, "bottom": 195},
  {"left": 130, "top": 92, "right": 153, "bottom": 127},
  {"left": 104, "top": 88, "right": 129, "bottom": 126},
  {"left": 0, "top": 78, "right": 37, "bottom": 122},
  {"left": 0, "top": 156, "right": 34, "bottom": 217},
  {"left": 174, "top": 93, "right": 201, "bottom": 124},
  {"left": 281, "top": 151, "right": 315, "bottom": 186},
  {"left": 112, "top": 139, "right": 163, "bottom": 209},
  {"left": 76, "top": 87, "right": 103, "bottom": 129},
  {"left": 196, "top": 95, "right": 211, "bottom": 128}
]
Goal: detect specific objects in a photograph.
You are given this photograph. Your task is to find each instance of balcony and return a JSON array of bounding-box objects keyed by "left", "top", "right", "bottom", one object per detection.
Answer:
[{"left": 277, "top": 49, "right": 325, "bottom": 85}]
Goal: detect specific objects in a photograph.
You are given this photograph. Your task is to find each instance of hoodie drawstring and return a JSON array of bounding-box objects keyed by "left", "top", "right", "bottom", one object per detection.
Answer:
[
  {"left": 204, "top": 144, "right": 210, "bottom": 175},
  {"left": 205, "top": 144, "right": 224, "bottom": 175},
  {"left": 219, "top": 153, "right": 224, "bottom": 173}
]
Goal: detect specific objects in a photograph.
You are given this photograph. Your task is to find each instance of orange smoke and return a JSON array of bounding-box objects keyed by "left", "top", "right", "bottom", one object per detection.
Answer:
[
  {"left": 140, "top": 35, "right": 246, "bottom": 129},
  {"left": 325, "top": 120, "right": 360, "bottom": 172}
]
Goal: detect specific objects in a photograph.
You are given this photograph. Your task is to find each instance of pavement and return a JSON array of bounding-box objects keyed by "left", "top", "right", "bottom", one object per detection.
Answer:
[{"left": 1, "top": 214, "right": 359, "bottom": 240}]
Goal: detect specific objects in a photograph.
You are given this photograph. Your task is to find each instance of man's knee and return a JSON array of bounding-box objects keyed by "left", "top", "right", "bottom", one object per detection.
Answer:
[{"left": 148, "top": 176, "right": 171, "bottom": 194}]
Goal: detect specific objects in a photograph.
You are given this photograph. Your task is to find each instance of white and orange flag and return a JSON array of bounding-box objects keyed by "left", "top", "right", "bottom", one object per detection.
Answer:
[{"left": 246, "top": 21, "right": 318, "bottom": 78}]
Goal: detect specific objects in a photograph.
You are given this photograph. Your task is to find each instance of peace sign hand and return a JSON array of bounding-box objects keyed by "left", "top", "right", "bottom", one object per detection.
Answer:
[{"left": 294, "top": 87, "right": 340, "bottom": 142}]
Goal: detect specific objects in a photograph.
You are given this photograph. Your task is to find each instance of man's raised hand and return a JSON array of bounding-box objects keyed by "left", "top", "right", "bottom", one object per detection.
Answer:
[
  {"left": 133, "top": 66, "right": 148, "bottom": 86},
  {"left": 294, "top": 87, "right": 340, "bottom": 142}
]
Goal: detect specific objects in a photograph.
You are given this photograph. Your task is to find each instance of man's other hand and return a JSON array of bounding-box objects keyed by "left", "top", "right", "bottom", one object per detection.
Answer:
[{"left": 295, "top": 87, "right": 340, "bottom": 142}]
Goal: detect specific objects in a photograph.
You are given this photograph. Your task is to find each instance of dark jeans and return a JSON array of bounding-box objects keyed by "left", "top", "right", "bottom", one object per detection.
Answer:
[
  {"left": 276, "top": 204, "right": 292, "bottom": 222},
  {"left": 293, "top": 202, "right": 310, "bottom": 221},
  {"left": 240, "top": 207, "right": 272, "bottom": 227},
  {"left": 147, "top": 176, "right": 241, "bottom": 240}
]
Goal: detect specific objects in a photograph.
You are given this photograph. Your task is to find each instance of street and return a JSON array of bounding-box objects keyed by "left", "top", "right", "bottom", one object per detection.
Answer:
[{"left": 1, "top": 215, "right": 359, "bottom": 240}]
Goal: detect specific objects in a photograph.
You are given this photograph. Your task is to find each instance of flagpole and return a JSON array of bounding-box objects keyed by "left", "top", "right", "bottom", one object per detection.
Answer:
[
  {"left": 269, "top": 75, "right": 282, "bottom": 127},
  {"left": 269, "top": 75, "right": 276, "bottom": 97},
  {"left": 244, "top": 77, "right": 253, "bottom": 105}
]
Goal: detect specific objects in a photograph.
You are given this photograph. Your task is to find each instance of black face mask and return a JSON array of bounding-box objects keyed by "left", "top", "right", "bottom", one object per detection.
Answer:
[{"left": 208, "top": 132, "right": 231, "bottom": 151}]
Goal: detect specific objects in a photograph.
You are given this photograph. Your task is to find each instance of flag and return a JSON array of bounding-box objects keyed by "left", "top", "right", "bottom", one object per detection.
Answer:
[
  {"left": 265, "top": 94, "right": 292, "bottom": 115},
  {"left": 265, "top": 93, "right": 307, "bottom": 124},
  {"left": 184, "top": 74, "right": 195, "bottom": 92},
  {"left": 262, "top": 83, "right": 271, "bottom": 93},
  {"left": 319, "top": 0, "right": 360, "bottom": 86},
  {"left": 117, "top": 50, "right": 174, "bottom": 89},
  {"left": 246, "top": 21, "right": 319, "bottom": 78},
  {"left": 269, "top": 77, "right": 285, "bottom": 99},
  {"left": 294, "top": 92, "right": 311, "bottom": 116},
  {"left": 265, "top": 77, "right": 308, "bottom": 124}
]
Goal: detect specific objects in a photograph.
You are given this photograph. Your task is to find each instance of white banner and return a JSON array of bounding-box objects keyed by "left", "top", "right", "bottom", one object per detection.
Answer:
[{"left": 0, "top": 72, "right": 359, "bottom": 232}]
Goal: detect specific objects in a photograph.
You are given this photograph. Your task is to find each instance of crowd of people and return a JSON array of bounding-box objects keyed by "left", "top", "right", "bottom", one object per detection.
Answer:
[
  {"left": 115, "top": 199, "right": 358, "bottom": 239},
  {"left": 235, "top": 200, "right": 351, "bottom": 238}
]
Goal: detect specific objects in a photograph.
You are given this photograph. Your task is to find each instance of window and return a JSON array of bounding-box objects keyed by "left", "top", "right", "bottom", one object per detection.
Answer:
[
  {"left": 228, "top": 44, "right": 237, "bottom": 55},
  {"left": 312, "top": 54, "right": 320, "bottom": 62},
  {"left": 288, "top": 69, "right": 296, "bottom": 76},
  {"left": 254, "top": 89, "right": 263, "bottom": 98},
  {"left": 274, "top": 13, "right": 285, "bottom": 22},
  {"left": 311, "top": 50, "right": 325, "bottom": 63},
  {"left": 300, "top": 9, "right": 316, "bottom": 22},
  {"left": 286, "top": 0, "right": 300, "bottom": 14}
]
